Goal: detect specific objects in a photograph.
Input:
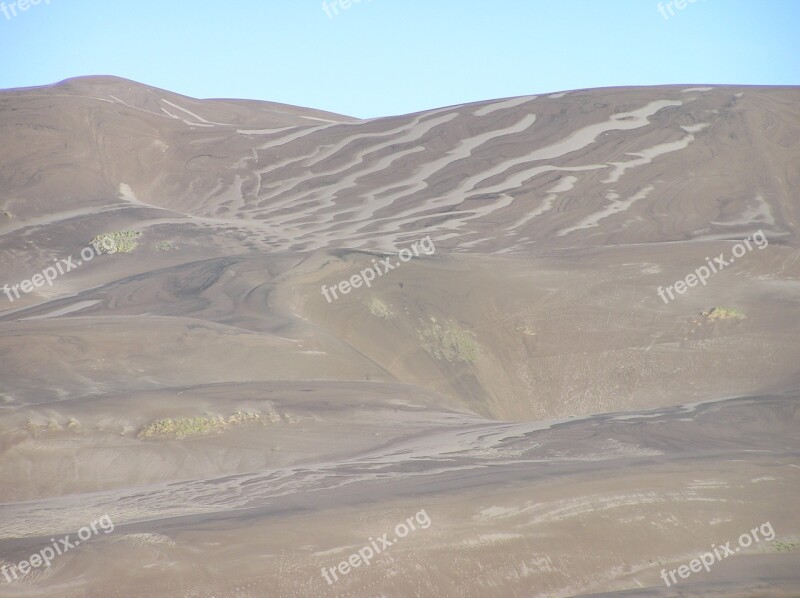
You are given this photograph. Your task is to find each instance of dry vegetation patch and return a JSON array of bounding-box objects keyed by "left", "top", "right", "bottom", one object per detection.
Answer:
[
  {"left": 418, "top": 318, "right": 478, "bottom": 363},
  {"left": 702, "top": 307, "right": 745, "bottom": 320},
  {"left": 138, "top": 411, "right": 279, "bottom": 439}
]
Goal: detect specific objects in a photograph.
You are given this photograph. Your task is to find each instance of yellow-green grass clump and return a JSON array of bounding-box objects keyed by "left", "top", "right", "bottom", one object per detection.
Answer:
[
  {"left": 515, "top": 324, "right": 536, "bottom": 336},
  {"left": 366, "top": 296, "right": 395, "bottom": 319},
  {"left": 91, "top": 230, "right": 142, "bottom": 254},
  {"left": 418, "top": 318, "right": 478, "bottom": 363},
  {"left": 25, "top": 418, "right": 62, "bottom": 435},
  {"left": 702, "top": 307, "right": 744, "bottom": 320},
  {"left": 154, "top": 240, "right": 178, "bottom": 252},
  {"left": 138, "top": 411, "right": 276, "bottom": 439}
]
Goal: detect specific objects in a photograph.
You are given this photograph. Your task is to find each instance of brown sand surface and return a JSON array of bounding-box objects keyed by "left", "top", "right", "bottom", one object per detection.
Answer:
[{"left": 1, "top": 78, "right": 798, "bottom": 596}]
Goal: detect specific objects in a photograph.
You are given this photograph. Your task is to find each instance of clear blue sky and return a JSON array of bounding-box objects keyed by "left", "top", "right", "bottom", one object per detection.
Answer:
[{"left": 1, "top": 0, "right": 798, "bottom": 118}]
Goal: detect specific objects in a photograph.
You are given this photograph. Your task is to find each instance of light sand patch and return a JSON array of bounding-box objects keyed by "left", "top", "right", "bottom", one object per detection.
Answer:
[
  {"left": 557, "top": 186, "right": 654, "bottom": 236},
  {"left": 474, "top": 96, "right": 535, "bottom": 116},
  {"left": 359, "top": 113, "right": 540, "bottom": 232},
  {"left": 299, "top": 115, "right": 340, "bottom": 123},
  {"left": 237, "top": 126, "right": 295, "bottom": 135},
  {"left": 159, "top": 106, "right": 214, "bottom": 127},
  {"left": 474, "top": 506, "right": 522, "bottom": 521},
  {"left": 602, "top": 136, "right": 694, "bottom": 184},
  {"left": 463, "top": 533, "right": 524, "bottom": 546},
  {"left": 256, "top": 122, "right": 338, "bottom": 150},
  {"left": 109, "top": 533, "right": 176, "bottom": 547},
  {"left": 681, "top": 123, "right": 711, "bottom": 133},
  {"left": 255, "top": 112, "right": 458, "bottom": 218},
  {"left": 451, "top": 100, "right": 680, "bottom": 197},
  {"left": 20, "top": 300, "right": 100, "bottom": 320},
  {"left": 161, "top": 99, "right": 230, "bottom": 126},
  {"left": 508, "top": 176, "right": 579, "bottom": 232},
  {"left": 711, "top": 194, "right": 776, "bottom": 227}
]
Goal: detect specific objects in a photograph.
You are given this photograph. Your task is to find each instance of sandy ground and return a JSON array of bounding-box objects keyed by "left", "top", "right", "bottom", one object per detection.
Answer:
[{"left": 0, "top": 77, "right": 799, "bottom": 596}]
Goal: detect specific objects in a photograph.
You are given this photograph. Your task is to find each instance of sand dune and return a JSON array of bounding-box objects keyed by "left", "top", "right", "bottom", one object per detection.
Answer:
[{"left": 0, "top": 77, "right": 798, "bottom": 597}]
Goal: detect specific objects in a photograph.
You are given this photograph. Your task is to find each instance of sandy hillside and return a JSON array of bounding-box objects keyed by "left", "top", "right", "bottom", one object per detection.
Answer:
[{"left": 0, "top": 77, "right": 798, "bottom": 597}]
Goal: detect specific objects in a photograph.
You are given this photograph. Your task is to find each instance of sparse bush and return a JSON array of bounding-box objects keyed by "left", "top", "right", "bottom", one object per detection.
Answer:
[
  {"left": 702, "top": 307, "right": 744, "bottom": 320},
  {"left": 515, "top": 324, "right": 536, "bottom": 336},
  {"left": 25, "top": 420, "right": 42, "bottom": 435},
  {"left": 91, "top": 230, "right": 142, "bottom": 254},
  {"left": 154, "top": 240, "right": 178, "bottom": 252},
  {"left": 366, "top": 297, "right": 395, "bottom": 319},
  {"left": 138, "top": 415, "right": 225, "bottom": 438},
  {"left": 138, "top": 411, "right": 276, "bottom": 439},
  {"left": 418, "top": 318, "right": 478, "bottom": 363}
]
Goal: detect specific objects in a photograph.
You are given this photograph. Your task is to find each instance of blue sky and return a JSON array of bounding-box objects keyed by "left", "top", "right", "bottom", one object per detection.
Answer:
[{"left": 0, "top": 0, "right": 798, "bottom": 118}]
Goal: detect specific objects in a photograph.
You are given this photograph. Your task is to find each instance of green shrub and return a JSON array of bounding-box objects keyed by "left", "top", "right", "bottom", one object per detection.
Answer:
[
  {"left": 773, "top": 541, "right": 799, "bottom": 552},
  {"left": 154, "top": 241, "right": 178, "bottom": 252},
  {"left": 366, "top": 297, "right": 395, "bottom": 319},
  {"left": 418, "top": 318, "right": 478, "bottom": 363},
  {"left": 138, "top": 411, "right": 276, "bottom": 439},
  {"left": 91, "top": 230, "right": 142, "bottom": 254},
  {"left": 702, "top": 307, "right": 744, "bottom": 320}
]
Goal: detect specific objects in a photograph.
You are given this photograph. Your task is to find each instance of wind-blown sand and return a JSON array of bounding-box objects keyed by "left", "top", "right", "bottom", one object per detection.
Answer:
[{"left": 0, "top": 77, "right": 798, "bottom": 596}]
